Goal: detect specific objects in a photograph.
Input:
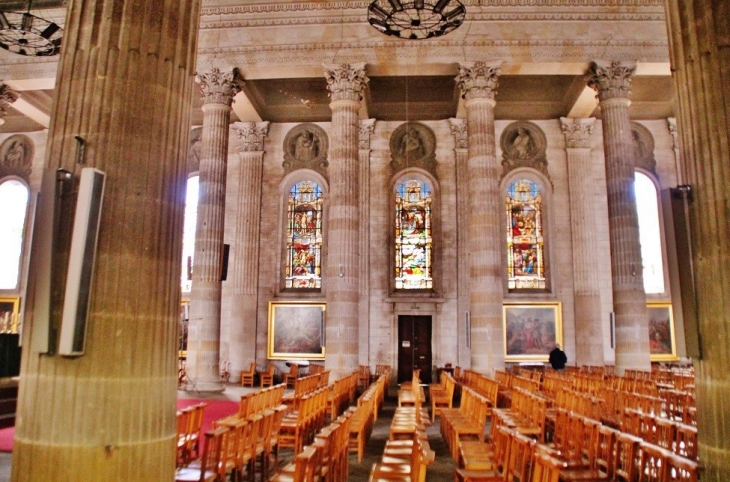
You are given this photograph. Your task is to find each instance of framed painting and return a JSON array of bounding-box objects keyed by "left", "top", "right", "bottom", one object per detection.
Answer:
[
  {"left": 0, "top": 297, "right": 20, "bottom": 334},
  {"left": 268, "top": 301, "right": 326, "bottom": 360},
  {"left": 503, "top": 302, "right": 563, "bottom": 362},
  {"left": 647, "top": 302, "right": 678, "bottom": 362}
]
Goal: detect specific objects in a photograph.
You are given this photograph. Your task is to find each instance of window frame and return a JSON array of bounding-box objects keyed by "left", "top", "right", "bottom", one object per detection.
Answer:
[{"left": 0, "top": 176, "right": 31, "bottom": 294}]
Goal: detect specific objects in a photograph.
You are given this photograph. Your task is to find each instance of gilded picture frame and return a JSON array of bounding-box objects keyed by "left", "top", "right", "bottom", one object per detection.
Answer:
[
  {"left": 0, "top": 297, "right": 20, "bottom": 334},
  {"left": 647, "top": 302, "right": 678, "bottom": 362},
  {"left": 267, "top": 301, "right": 326, "bottom": 360},
  {"left": 503, "top": 302, "right": 563, "bottom": 362}
]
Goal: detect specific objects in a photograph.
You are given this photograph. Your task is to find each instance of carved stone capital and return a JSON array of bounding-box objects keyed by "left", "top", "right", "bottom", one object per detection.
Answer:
[
  {"left": 0, "top": 84, "right": 19, "bottom": 119},
  {"left": 560, "top": 117, "right": 596, "bottom": 149},
  {"left": 456, "top": 61, "right": 502, "bottom": 101},
  {"left": 586, "top": 60, "right": 636, "bottom": 102},
  {"left": 449, "top": 118, "right": 468, "bottom": 149},
  {"left": 234, "top": 121, "right": 270, "bottom": 152},
  {"left": 359, "top": 118, "right": 376, "bottom": 150},
  {"left": 196, "top": 68, "right": 242, "bottom": 106},
  {"left": 324, "top": 62, "right": 368, "bottom": 103}
]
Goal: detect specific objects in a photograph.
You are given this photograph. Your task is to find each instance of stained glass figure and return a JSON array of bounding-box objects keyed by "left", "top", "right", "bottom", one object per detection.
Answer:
[
  {"left": 395, "top": 180, "right": 432, "bottom": 289},
  {"left": 286, "top": 181, "right": 323, "bottom": 289},
  {"left": 506, "top": 179, "right": 546, "bottom": 290}
]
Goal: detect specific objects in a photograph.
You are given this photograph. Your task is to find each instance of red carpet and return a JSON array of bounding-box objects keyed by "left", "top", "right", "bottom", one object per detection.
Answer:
[{"left": 0, "top": 399, "right": 238, "bottom": 453}]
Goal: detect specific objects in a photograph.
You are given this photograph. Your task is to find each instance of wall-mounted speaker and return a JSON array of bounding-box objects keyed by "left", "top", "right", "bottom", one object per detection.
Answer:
[{"left": 58, "top": 168, "right": 106, "bottom": 357}]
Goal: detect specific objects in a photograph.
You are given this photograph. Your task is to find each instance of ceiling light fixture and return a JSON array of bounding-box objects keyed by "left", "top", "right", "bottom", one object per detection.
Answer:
[
  {"left": 0, "top": 1, "right": 62, "bottom": 56},
  {"left": 368, "top": 0, "right": 466, "bottom": 40}
]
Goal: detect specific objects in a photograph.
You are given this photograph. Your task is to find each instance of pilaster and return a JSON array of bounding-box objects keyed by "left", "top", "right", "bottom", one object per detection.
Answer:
[{"left": 359, "top": 118, "right": 375, "bottom": 367}]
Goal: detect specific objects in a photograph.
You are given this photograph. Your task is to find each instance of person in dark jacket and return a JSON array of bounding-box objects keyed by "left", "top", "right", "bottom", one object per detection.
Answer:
[{"left": 549, "top": 343, "right": 567, "bottom": 370}]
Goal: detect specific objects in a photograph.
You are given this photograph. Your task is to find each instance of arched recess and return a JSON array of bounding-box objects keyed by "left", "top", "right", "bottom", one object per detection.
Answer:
[
  {"left": 500, "top": 168, "right": 553, "bottom": 293},
  {"left": 0, "top": 176, "right": 31, "bottom": 292},
  {"left": 389, "top": 168, "right": 441, "bottom": 295},
  {"left": 635, "top": 169, "right": 668, "bottom": 296},
  {"left": 181, "top": 173, "right": 200, "bottom": 294},
  {"left": 278, "top": 169, "right": 329, "bottom": 293}
]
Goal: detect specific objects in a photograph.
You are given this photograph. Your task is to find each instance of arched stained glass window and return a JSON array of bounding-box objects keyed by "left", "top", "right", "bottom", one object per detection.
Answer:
[
  {"left": 181, "top": 175, "right": 199, "bottom": 293},
  {"left": 506, "top": 179, "right": 546, "bottom": 290},
  {"left": 286, "top": 181, "right": 323, "bottom": 289},
  {"left": 0, "top": 179, "right": 29, "bottom": 290},
  {"left": 395, "top": 180, "right": 432, "bottom": 290},
  {"left": 635, "top": 172, "right": 664, "bottom": 294}
]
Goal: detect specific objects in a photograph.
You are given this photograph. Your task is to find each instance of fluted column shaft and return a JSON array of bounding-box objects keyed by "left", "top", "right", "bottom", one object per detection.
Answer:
[
  {"left": 12, "top": 0, "right": 200, "bottom": 480},
  {"left": 359, "top": 119, "right": 375, "bottom": 366},
  {"left": 561, "top": 117, "right": 604, "bottom": 366},
  {"left": 186, "top": 68, "right": 240, "bottom": 392},
  {"left": 665, "top": 1, "right": 730, "bottom": 478},
  {"left": 228, "top": 121, "right": 269, "bottom": 379},
  {"left": 456, "top": 61, "right": 504, "bottom": 375},
  {"left": 449, "top": 118, "right": 471, "bottom": 368},
  {"left": 324, "top": 63, "right": 368, "bottom": 378},
  {"left": 587, "top": 61, "right": 650, "bottom": 372}
]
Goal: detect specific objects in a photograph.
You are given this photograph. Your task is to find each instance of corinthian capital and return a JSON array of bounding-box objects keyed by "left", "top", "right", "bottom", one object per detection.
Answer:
[
  {"left": 0, "top": 84, "right": 19, "bottom": 120},
  {"left": 359, "top": 119, "right": 376, "bottom": 150},
  {"left": 455, "top": 61, "right": 502, "bottom": 101},
  {"left": 560, "top": 117, "right": 596, "bottom": 149},
  {"left": 448, "top": 118, "right": 468, "bottom": 149},
  {"left": 324, "top": 62, "right": 369, "bottom": 103},
  {"left": 586, "top": 61, "right": 636, "bottom": 102},
  {"left": 234, "top": 121, "right": 270, "bottom": 152},
  {"left": 196, "top": 68, "right": 242, "bottom": 106}
]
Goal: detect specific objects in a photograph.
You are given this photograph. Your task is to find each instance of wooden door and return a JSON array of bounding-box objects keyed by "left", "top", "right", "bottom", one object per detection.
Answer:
[{"left": 397, "top": 315, "right": 432, "bottom": 384}]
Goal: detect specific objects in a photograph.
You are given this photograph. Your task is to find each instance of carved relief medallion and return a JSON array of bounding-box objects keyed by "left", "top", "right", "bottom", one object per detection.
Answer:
[
  {"left": 0, "top": 134, "right": 34, "bottom": 180},
  {"left": 188, "top": 127, "right": 203, "bottom": 173},
  {"left": 389, "top": 122, "right": 437, "bottom": 175},
  {"left": 500, "top": 121, "right": 548, "bottom": 178},
  {"left": 283, "top": 123, "right": 329, "bottom": 176},
  {"left": 630, "top": 121, "right": 656, "bottom": 173}
]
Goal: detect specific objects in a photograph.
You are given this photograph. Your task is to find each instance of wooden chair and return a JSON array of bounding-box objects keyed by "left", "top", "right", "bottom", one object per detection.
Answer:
[
  {"left": 430, "top": 372, "right": 455, "bottom": 422},
  {"left": 531, "top": 451, "right": 567, "bottom": 482},
  {"left": 175, "top": 427, "right": 227, "bottom": 482},
  {"left": 358, "top": 365, "right": 371, "bottom": 390},
  {"left": 185, "top": 403, "right": 207, "bottom": 463},
  {"left": 664, "top": 453, "right": 701, "bottom": 482},
  {"left": 260, "top": 364, "right": 276, "bottom": 388},
  {"left": 240, "top": 362, "right": 257, "bottom": 387},
  {"left": 283, "top": 364, "right": 299, "bottom": 389},
  {"left": 614, "top": 432, "right": 642, "bottom": 482},
  {"left": 637, "top": 442, "right": 670, "bottom": 482},
  {"left": 269, "top": 444, "right": 321, "bottom": 482},
  {"left": 176, "top": 409, "right": 191, "bottom": 467}
]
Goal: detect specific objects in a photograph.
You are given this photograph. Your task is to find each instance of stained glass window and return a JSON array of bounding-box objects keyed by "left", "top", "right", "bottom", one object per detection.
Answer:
[
  {"left": 286, "top": 181, "right": 323, "bottom": 289},
  {"left": 635, "top": 172, "right": 664, "bottom": 294},
  {"left": 506, "top": 179, "right": 546, "bottom": 290},
  {"left": 0, "top": 179, "right": 29, "bottom": 290},
  {"left": 395, "top": 180, "right": 432, "bottom": 290}
]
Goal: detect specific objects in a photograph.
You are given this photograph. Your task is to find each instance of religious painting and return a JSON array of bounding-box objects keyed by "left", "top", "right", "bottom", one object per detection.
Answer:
[
  {"left": 647, "top": 302, "right": 678, "bottom": 361},
  {"left": 0, "top": 297, "right": 20, "bottom": 334},
  {"left": 267, "top": 301, "right": 326, "bottom": 360},
  {"left": 285, "top": 181, "right": 323, "bottom": 289},
  {"left": 506, "top": 179, "right": 546, "bottom": 290},
  {"left": 503, "top": 302, "right": 562, "bottom": 362},
  {"left": 395, "top": 179, "right": 433, "bottom": 290}
]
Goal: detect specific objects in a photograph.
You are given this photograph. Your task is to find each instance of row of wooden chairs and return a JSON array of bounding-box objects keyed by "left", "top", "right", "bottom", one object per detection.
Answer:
[
  {"left": 621, "top": 408, "right": 698, "bottom": 460},
  {"left": 327, "top": 372, "right": 357, "bottom": 422},
  {"left": 279, "top": 386, "right": 330, "bottom": 454},
  {"left": 176, "top": 403, "right": 207, "bottom": 467},
  {"left": 440, "top": 385, "right": 490, "bottom": 460},
  {"left": 348, "top": 375, "right": 386, "bottom": 461},
  {"left": 369, "top": 429, "right": 435, "bottom": 482},
  {"left": 282, "top": 371, "right": 330, "bottom": 410},
  {"left": 493, "top": 387, "right": 549, "bottom": 443},
  {"left": 429, "top": 371, "right": 456, "bottom": 422},
  {"left": 397, "top": 371, "right": 425, "bottom": 408},
  {"left": 460, "top": 370, "right": 500, "bottom": 411},
  {"left": 239, "top": 362, "right": 277, "bottom": 388}
]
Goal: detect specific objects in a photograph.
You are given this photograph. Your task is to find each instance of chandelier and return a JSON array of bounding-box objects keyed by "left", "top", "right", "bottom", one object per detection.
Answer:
[
  {"left": 368, "top": 0, "right": 466, "bottom": 40},
  {"left": 0, "top": 2, "right": 62, "bottom": 56}
]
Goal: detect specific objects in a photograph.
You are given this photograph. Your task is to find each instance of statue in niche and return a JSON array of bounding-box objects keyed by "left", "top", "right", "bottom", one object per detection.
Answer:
[
  {"left": 399, "top": 128, "right": 425, "bottom": 161},
  {"left": 511, "top": 127, "right": 535, "bottom": 160},
  {"left": 631, "top": 129, "right": 645, "bottom": 161},
  {"left": 4, "top": 139, "right": 26, "bottom": 167},
  {"left": 294, "top": 129, "right": 319, "bottom": 162}
]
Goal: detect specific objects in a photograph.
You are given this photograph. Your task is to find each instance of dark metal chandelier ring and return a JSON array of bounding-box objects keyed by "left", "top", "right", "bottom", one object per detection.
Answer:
[{"left": 368, "top": 0, "right": 466, "bottom": 40}]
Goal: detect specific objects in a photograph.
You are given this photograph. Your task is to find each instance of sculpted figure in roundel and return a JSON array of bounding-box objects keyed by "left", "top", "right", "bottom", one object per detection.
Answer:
[
  {"left": 399, "top": 128, "right": 425, "bottom": 161},
  {"left": 294, "top": 130, "right": 319, "bottom": 162},
  {"left": 511, "top": 127, "right": 534, "bottom": 160}
]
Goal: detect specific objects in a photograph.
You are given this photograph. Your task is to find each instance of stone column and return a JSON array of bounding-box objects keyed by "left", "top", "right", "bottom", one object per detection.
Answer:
[
  {"left": 664, "top": 1, "right": 730, "bottom": 478},
  {"left": 359, "top": 118, "right": 375, "bottom": 367},
  {"left": 560, "top": 117, "right": 605, "bottom": 366},
  {"left": 11, "top": 0, "right": 201, "bottom": 480},
  {"left": 228, "top": 121, "right": 269, "bottom": 380},
  {"left": 587, "top": 61, "right": 650, "bottom": 372},
  {"left": 449, "top": 117, "right": 471, "bottom": 369},
  {"left": 186, "top": 68, "right": 241, "bottom": 392},
  {"left": 323, "top": 63, "right": 368, "bottom": 378},
  {"left": 0, "top": 84, "right": 18, "bottom": 124},
  {"left": 455, "top": 61, "right": 504, "bottom": 375}
]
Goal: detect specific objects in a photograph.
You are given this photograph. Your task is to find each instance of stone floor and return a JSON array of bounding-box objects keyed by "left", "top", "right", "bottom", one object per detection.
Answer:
[{"left": 0, "top": 382, "right": 464, "bottom": 481}]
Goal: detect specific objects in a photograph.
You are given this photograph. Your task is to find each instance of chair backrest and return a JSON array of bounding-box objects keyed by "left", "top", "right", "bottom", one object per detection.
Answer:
[
  {"left": 505, "top": 431, "right": 537, "bottom": 482},
  {"left": 531, "top": 450, "right": 566, "bottom": 482},
  {"left": 637, "top": 442, "right": 669, "bottom": 482},
  {"left": 614, "top": 433, "right": 642, "bottom": 482},
  {"left": 664, "top": 453, "right": 700, "bottom": 482}
]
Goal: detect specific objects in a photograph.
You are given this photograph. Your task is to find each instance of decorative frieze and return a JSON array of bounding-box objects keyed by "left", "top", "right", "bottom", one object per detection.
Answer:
[
  {"left": 359, "top": 118, "right": 376, "bottom": 150},
  {"left": 449, "top": 118, "right": 468, "bottom": 150},
  {"left": 500, "top": 121, "right": 549, "bottom": 178},
  {"left": 324, "top": 63, "right": 368, "bottom": 103},
  {"left": 560, "top": 117, "right": 596, "bottom": 149},
  {"left": 586, "top": 60, "right": 637, "bottom": 101},
  {"left": 456, "top": 61, "right": 502, "bottom": 101},
  {"left": 196, "top": 68, "right": 242, "bottom": 106},
  {"left": 234, "top": 121, "right": 270, "bottom": 152}
]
